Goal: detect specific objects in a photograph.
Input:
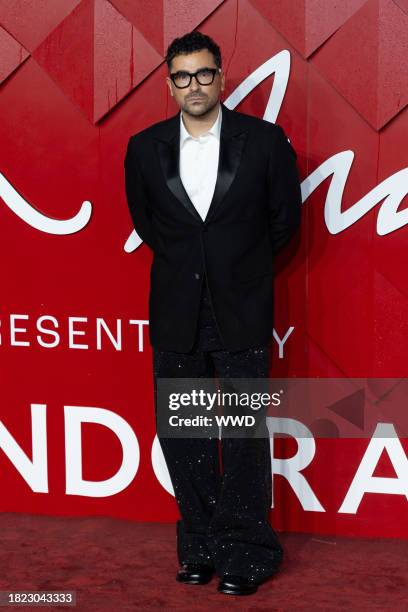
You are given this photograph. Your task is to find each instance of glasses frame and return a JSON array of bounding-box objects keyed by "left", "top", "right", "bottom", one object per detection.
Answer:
[{"left": 169, "top": 67, "right": 221, "bottom": 89}]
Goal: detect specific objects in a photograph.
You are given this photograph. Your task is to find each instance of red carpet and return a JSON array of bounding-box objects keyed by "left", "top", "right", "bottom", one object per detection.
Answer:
[{"left": 0, "top": 513, "right": 406, "bottom": 611}]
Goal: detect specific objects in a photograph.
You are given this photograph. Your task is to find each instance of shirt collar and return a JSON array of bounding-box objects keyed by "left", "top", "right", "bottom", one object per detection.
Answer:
[{"left": 180, "top": 103, "right": 222, "bottom": 147}]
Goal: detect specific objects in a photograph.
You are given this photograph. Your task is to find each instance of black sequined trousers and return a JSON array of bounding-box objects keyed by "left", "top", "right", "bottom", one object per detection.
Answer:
[{"left": 152, "top": 272, "right": 283, "bottom": 583}]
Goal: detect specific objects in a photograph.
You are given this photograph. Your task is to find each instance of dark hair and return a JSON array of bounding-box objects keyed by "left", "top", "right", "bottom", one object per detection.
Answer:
[{"left": 165, "top": 31, "right": 222, "bottom": 71}]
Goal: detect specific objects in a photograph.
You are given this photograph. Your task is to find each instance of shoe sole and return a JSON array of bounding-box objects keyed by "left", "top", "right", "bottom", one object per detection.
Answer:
[{"left": 217, "top": 586, "right": 258, "bottom": 596}]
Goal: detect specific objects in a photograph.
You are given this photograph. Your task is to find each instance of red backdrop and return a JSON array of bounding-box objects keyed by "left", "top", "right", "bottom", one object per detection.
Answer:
[{"left": 0, "top": 0, "right": 407, "bottom": 538}]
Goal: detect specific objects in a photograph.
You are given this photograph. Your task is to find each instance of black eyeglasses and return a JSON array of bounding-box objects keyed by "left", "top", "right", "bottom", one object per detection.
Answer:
[{"left": 169, "top": 67, "right": 221, "bottom": 89}]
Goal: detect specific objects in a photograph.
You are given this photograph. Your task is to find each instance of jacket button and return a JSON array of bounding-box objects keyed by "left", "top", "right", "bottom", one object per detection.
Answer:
[{"left": 194, "top": 273, "right": 200, "bottom": 280}]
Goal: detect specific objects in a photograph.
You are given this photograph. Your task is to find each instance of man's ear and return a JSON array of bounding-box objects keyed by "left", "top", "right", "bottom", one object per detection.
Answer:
[{"left": 166, "top": 77, "right": 173, "bottom": 97}]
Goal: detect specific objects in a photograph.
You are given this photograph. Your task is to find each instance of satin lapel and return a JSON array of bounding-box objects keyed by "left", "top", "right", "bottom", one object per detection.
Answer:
[
  {"left": 154, "top": 103, "right": 248, "bottom": 224},
  {"left": 155, "top": 132, "right": 202, "bottom": 222},
  {"left": 205, "top": 128, "right": 248, "bottom": 223}
]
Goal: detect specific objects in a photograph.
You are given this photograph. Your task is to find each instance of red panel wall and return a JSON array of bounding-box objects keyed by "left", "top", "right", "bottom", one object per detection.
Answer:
[{"left": 0, "top": 0, "right": 407, "bottom": 538}]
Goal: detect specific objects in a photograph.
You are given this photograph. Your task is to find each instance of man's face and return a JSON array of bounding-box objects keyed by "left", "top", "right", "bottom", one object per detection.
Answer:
[{"left": 166, "top": 49, "right": 225, "bottom": 117}]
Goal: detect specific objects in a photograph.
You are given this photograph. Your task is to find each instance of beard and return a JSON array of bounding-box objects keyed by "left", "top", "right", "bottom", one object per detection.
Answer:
[{"left": 182, "top": 95, "right": 219, "bottom": 118}]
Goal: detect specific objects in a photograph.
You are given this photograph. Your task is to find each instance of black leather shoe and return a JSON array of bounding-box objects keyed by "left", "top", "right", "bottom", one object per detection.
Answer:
[
  {"left": 176, "top": 563, "right": 214, "bottom": 585},
  {"left": 217, "top": 575, "right": 258, "bottom": 596}
]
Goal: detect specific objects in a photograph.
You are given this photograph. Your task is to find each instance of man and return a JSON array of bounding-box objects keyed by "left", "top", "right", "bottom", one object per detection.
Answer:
[{"left": 124, "top": 31, "right": 302, "bottom": 596}]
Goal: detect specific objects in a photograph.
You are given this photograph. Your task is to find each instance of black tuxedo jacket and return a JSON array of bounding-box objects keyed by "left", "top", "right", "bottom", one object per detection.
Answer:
[{"left": 124, "top": 101, "right": 302, "bottom": 353}]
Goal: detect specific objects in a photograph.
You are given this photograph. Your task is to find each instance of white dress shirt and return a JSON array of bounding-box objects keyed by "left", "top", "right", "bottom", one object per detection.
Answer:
[{"left": 179, "top": 104, "right": 222, "bottom": 221}]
